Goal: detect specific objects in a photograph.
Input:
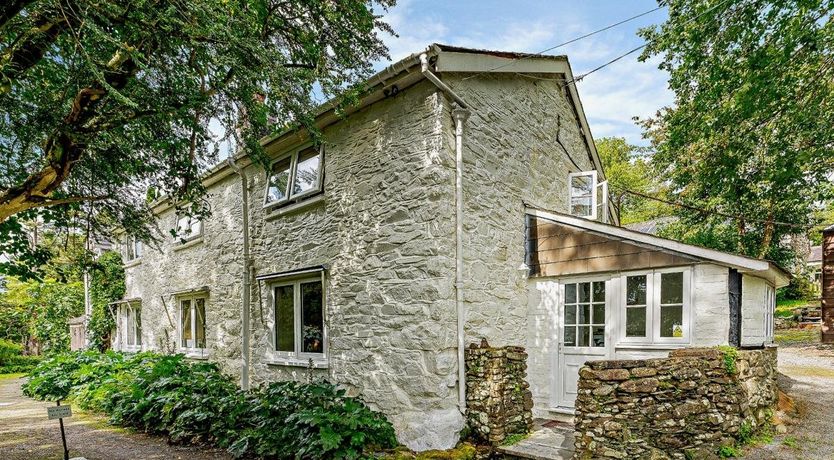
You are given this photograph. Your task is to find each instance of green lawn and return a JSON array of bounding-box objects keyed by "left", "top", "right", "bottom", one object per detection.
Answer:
[
  {"left": 0, "top": 373, "right": 25, "bottom": 380},
  {"left": 775, "top": 327, "right": 820, "bottom": 345},
  {"left": 776, "top": 299, "right": 820, "bottom": 318}
]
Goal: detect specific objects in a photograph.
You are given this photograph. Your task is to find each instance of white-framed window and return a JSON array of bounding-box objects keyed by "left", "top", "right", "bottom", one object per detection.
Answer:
[
  {"left": 178, "top": 294, "right": 207, "bottom": 352},
  {"left": 568, "top": 171, "right": 608, "bottom": 221},
  {"left": 175, "top": 215, "right": 203, "bottom": 242},
  {"left": 264, "top": 145, "right": 323, "bottom": 208},
  {"left": 563, "top": 280, "right": 606, "bottom": 348},
  {"left": 620, "top": 268, "right": 691, "bottom": 344},
  {"left": 271, "top": 276, "right": 325, "bottom": 359},
  {"left": 124, "top": 236, "right": 143, "bottom": 262},
  {"left": 119, "top": 302, "right": 142, "bottom": 351},
  {"left": 764, "top": 284, "right": 775, "bottom": 343}
]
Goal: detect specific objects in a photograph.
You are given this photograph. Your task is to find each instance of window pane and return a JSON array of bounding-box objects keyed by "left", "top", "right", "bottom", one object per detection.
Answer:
[
  {"left": 660, "top": 305, "right": 684, "bottom": 338},
  {"left": 195, "top": 298, "right": 206, "bottom": 349},
  {"left": 266, "top": 157, "right": 292, "bottom": 203},
  {"left": 135, "top": 241, "right": 142, "bottom": 258},
  {"left": 593, "top": 281, "right": 605, "bottom": 302},
  {"left": 592, "top": 303, "right": 605, "bottom": 325},
  {"left": 126, "top": 307, "right": 135, "bottom": 346},
  {"left": 564, "top": 326, "right": 576, "bottom": 346},
  {"left": 625, "top": 307, "right": 647, "bottom": 337},
  {"left": 301, "top": 281, "right": 324, "bottom": 353},
  {"left": 626, "top": 275, "right": 647, "bottom": 305},
  {"left": 578, "top": 282, "right": 590, "bottom": 303},
  {"left": 570, "top": 174, "right": 593, "bottom": 196},
  {"left": 275, "top": 285, "right": 295, "bottom": 352},
  {"left": 592, "top": 326, "right": 605, "bottom": 347},
  {"left": 135, "top": 307, "right": 142, "bottom": 346},
  {"left": 126, "top": 240, "right": 135, "bottom": 261},
  {"left": 661, "top": 272, "right": 684, "bottom": 304},
  {"left": 292, "top": 148, "right": 321, "bottom": 196},
  {"left": 565, "top": 304, "right": 576, "bottom": 325},
  {"left": 570, "top": 196, "right": 592, "bottom": 217},
  {"left": 177, "top": 216, "right": 202, "bottom": 240},
  {"left": 578, "top": 326, "right": 590, "bottom": 347},
  {"left": 180, "top": 300, "right": 192, "bottom": 347},
  {"left": 565, "top": 284, "right": 576, "bottom": 304},
  {"left": 578, "top": 304, "right": 591, "bottom": 324}
]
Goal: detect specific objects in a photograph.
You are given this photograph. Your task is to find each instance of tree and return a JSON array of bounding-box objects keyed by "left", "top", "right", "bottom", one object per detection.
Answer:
[
  {"left": 638, "top": 0, "right": 834, "bottom": 261},
  {"left": 87, "top": 250, "right": 125, "bottom": 351},
  {"left": 596, "top": 137, "right": 671, "bottom": 224},
  {"left": 0, "top": 0, "right": 395, "bottom": 276}
]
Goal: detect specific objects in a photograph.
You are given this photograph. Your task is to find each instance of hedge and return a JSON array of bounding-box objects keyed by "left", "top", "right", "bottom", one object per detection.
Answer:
[
  {"left": 23, "top": 351, "right": 397, "bottom": 459},
  {"left": 0, "top": 338, "right": 42, "bottom": 374}
]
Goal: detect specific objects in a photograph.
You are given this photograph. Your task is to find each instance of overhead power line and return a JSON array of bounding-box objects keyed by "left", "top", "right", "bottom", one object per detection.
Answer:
[{"left": 462, "top": 5, "right": 664, "bottom": 81}]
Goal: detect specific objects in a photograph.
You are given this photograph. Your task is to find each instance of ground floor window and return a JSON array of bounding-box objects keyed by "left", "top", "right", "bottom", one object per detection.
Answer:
[
  {"left": 179, "top": 294, "right": 207, "bottom": 351},
  {"left": 621, "top": 268, "right": 690, "bottom": 344},
  {"left": 120, "top": 302, "right": 142, "bottom": 351},
  {"left": 272, "top": 277, "right": 324, "bottom": 357},
  {"left": 563, "top": 281, "right": 606, "bottom": 347}
]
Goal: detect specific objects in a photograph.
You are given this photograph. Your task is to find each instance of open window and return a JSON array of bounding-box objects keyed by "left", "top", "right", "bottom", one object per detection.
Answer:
[
  {"left": 264, "top": 146, "right": 323, "bottom": 208},
  {"left": 568, "top": 171, "right": 608, "bottom": 222}
]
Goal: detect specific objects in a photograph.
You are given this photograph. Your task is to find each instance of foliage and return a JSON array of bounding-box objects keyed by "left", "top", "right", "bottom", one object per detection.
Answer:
[
  {"left": 87, "top": 251, "right": 126, "bottom": 351},
  {"left": 638, "top": 0, "right": 834, "bottom": 261},
  {"left": 782, "top": 436, "right": 799, "bottom": 449},
  {"left": 500, "top": 433, "right": 528, "bottom": 446},
  {"left": 23, "top": 350, "right": 398, "bottom": 458},
  {"left": 0, "top": 338, "right": 42, "bottom": 373},
  {"left": 0, "top": 0, "right": 396, "bottom": 279},
  {"left": 596, "top": 137, "right": 671, "bottom": 225},
  {"left": 380, "top": 444, "right": 477, "bottom": 460},
  {"left": 717, "top": 345, "right": 738, "bottom": 375},
  {"left": 0, "top": 338, "right": 22, "bottom": 362},
  {"left": 777, "top": 270, "right": 818, "bottom": 302},
  {"left": 717, "top": 445, "right": 741, "bottom": 458}
]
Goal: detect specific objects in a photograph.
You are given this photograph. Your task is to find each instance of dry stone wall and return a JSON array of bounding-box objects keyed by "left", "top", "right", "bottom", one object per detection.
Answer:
[
  {"left": 574, "top": 347, "right": 777, "bottom": 459},
  {"left": 465, "top": 342, "right": 534, "bottom": 445}
]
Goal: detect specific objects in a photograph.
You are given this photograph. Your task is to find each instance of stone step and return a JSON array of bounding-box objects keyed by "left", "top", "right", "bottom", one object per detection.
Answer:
[{"left": 497, "top": 442, "right": 574, "bottom": 460}]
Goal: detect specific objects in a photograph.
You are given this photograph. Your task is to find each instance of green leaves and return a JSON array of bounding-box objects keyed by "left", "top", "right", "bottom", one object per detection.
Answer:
[
  {"left": 638, "top": 0, "right": 834, "bottom": 263},
  {"left": 22, "top": 350, "right": 399, "bottom": 458}
]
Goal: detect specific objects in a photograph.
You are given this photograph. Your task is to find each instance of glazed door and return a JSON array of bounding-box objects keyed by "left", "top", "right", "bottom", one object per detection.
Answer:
[{"left": 555, "top": 279, "right": 609, "bottom": 409}]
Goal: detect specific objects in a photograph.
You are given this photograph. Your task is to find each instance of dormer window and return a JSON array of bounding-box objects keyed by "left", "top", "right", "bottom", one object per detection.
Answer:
[
  {"left": 264, "top": 146, "right": 323, "bottom": 208},
  {"left": 568, "top": 171, "right": 608, "bottom": 222}
]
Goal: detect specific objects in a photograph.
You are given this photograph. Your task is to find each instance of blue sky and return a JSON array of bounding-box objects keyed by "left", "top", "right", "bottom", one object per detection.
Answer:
[{"left": 377, "top": 0, "right": 673, "bottom": 145}]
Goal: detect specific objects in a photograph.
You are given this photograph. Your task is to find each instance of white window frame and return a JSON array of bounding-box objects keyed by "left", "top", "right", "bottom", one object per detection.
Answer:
[
  {"left": 619, "top": 267, "right": 692, "bottom": 345},
  {"left": 124, "top": 236, "right": 143, "bottom": 262},
  {"left": 175, "top": 214, "right": 204, "bottom": 242},
  {"left": 560, "top": 277, "right": 610, "bottom": 350},
  {"left": 120, "top": 301, "right": 142, "bottom": 352},
  {"left": 263, "top": 145, "right": 324, "bottom": 209},
  {"left": 568, "top": 171, "right": 598, "bottom": 220},
  {"left": 268, "top": 275, "right": 327, "bottom": 361},
  {"left": 177, "top": 293, "right": 208, "bottom": 355},
  {"left": 764, "top": 283, "right": 775, "bottom": 343}
]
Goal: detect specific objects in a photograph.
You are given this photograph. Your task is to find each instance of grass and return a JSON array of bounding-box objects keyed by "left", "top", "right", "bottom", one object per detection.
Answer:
[
  {"left": 501, "top": 433, "right": 528, "bottom": 446},
  {"left": 775, "top": 327, "right": 820, "bottom": 345},
  {"left": 775, "top": 299, "right": 819, "bottom": 318},
  {"left": 782, "top": 437, "right": 799, "bottom": 449},
  {"left": 0, "top": 373, "right": 25, "bottom": 380}
]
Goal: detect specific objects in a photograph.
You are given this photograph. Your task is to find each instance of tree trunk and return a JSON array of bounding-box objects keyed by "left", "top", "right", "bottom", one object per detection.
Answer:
[{"left": 759, "top": 210, "right": 775, "bottom": 259}]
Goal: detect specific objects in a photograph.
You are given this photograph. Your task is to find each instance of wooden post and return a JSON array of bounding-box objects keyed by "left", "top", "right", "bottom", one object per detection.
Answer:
[
  {"left": 57, "top": 400, "right": 69, "bottom": 460},
  {"left": 822, "top": 225, "right": 834, "bottom": 344}
]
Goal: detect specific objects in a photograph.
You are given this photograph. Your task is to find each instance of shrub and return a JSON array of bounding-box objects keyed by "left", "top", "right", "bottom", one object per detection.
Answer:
[
  {"left": 0, "top": 338, "right": 42, "bottom": 374},
  {"left": 23, "top": 351, "right": 398, "bottom": 458}
]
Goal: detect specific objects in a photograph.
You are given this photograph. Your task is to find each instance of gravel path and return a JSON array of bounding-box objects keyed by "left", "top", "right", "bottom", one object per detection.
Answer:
[
  {"left": 0, "top": 376, "right": 232, "bottom": 460},
  {"left": 746, "top": 344, "right": 834, "bottom": 460}
]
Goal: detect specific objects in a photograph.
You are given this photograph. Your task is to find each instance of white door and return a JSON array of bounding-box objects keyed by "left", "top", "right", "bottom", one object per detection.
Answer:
[{"left": 555, "top": 279, "right": 609, "bottom": 409}]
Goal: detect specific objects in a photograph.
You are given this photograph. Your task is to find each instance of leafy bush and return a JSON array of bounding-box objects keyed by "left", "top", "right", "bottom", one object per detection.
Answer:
[
  {"left": 0, "top": 338, "right": 23, "bottom": 362},
  {"left": 23, "top": 351, "right": 397, "bottom": 458},
  {"left": 0, "top": 338, "right": 42, "bottom": 374}
]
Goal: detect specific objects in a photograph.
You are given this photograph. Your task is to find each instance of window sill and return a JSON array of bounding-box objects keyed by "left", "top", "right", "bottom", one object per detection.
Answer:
[
  {"left": 173, "top": 236, "right": 204, "bottom": 251},
  {"left": 178, "top": 349, "right": 210, "bottom": 360},
  {"left": 123, "top": 259, "right": 142, "bottom": 269},
  {"left": 267, "top": 358, "right": 328, "bottom": 369},
  {"left": 265, "top": 194, "right": 324, "bottom": 221},
  {"left": 615, "top": 342, "right": 688, "bottom": 350}
]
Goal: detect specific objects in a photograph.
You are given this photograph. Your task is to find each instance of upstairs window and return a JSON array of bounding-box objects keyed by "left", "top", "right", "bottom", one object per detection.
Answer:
[
  {"left": 568, "top": 171, "right": 608, "bottom": 222},
  {"left": 176, "top": 215, "right": 203, "bottom": 242},
  {"left": 124, "top": 236, "right": 143, "bottom": 262},
  {"left": 264, "top": 146, "right": 323, "bottom": 208}
]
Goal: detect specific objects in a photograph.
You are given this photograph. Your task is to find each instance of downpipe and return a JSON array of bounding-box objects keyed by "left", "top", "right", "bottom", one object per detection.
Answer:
[
  {"left": 420, "top": 52, "right": 472, "bottom": 412},
  {"left": 228, "top": 157, "right": 252, "bottom": 390}
]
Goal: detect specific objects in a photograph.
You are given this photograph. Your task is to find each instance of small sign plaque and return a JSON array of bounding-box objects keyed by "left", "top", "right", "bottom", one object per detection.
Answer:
[{"left": 47, "top": 405, "right": 72, "bottom": 420}]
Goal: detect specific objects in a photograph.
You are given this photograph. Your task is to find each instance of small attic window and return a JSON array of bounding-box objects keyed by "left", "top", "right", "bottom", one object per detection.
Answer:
[{"left": 569, "top": 171, "right": 597, "bottom": 219}]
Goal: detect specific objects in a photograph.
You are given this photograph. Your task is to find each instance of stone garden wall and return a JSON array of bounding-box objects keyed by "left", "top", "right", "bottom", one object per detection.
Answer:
[
  {"left": 574, "top": 347, "right": 778, "bottom": 459},
  {"left": 465, "top": 342, "right": 534, "bottom": 445}
]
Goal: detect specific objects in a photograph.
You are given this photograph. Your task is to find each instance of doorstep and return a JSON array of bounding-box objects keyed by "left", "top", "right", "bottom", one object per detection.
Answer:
[{"left": 496, "top": 419, "right": 575, "bottom": 460}]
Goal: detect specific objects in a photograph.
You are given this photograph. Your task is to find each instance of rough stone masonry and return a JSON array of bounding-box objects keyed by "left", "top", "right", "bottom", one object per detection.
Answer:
[{"left": 573, "top": 347, "right": 778, "bottom": 459}]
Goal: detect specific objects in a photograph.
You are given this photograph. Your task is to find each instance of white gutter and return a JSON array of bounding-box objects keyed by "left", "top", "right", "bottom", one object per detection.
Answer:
[
  {"left": 420, "top": 52, "right": 471, "bottom": 412},
  {"left": 228, "top": 158, "right": 252, "bottom": 390}
]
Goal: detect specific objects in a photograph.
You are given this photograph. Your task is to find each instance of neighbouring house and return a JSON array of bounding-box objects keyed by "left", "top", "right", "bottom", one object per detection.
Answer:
[{"left": 111, "top": 44, "right": 789, "bottom": 451}]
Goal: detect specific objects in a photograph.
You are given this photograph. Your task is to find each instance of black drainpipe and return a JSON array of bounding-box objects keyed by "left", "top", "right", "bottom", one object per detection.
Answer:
[{"left": 728, "top": 269, "right": 742, "bottom": 347}]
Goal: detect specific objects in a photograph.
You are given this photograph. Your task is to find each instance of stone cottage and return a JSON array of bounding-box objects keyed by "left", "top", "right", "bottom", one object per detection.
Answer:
[{"left": 111, "top": 44, "right": 788, "bottom": 451}]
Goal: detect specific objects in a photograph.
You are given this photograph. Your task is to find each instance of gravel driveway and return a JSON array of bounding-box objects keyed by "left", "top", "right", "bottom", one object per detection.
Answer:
[
  {"left": 0, "top": 376, "right": 232, "bottom": 460},
  {"left": 746, "top": 344, "right": 834, "bottom": 460}
]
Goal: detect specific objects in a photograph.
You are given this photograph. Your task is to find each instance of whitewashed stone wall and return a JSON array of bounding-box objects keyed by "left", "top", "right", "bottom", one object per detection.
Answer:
[
  {"left": 121, "top": 71, "right": 599, "bottom": 450},
  {"left": 691, "top": 263, "right": 731, "bottom": 347}
]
